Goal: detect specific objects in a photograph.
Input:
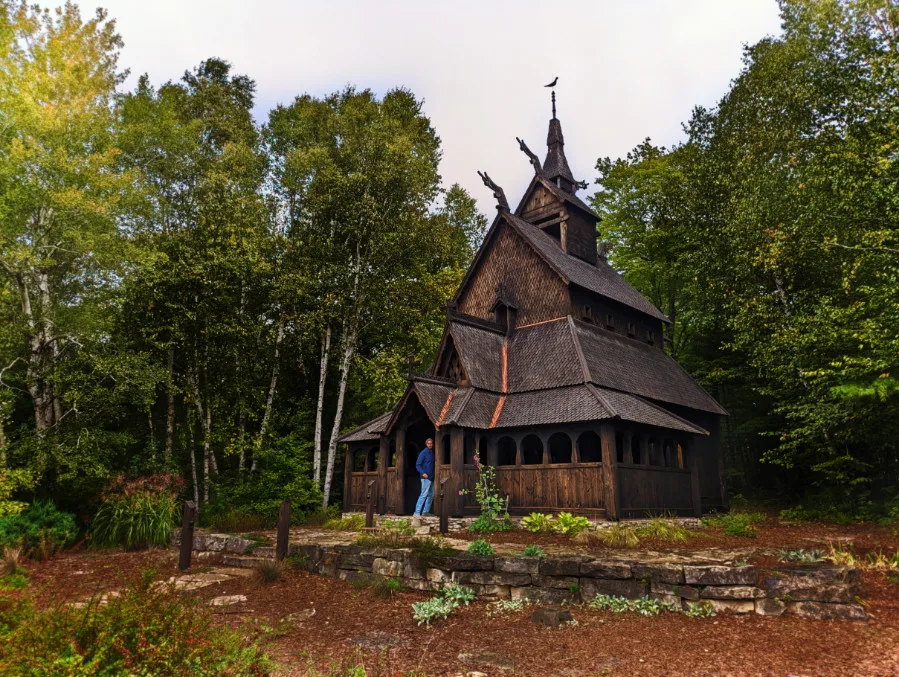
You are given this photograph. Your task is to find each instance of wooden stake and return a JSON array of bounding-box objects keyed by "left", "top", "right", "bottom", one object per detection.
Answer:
[
  {"left": 178, "top": 500, "right": 197, "bottom": 571},
  {"left": 276, "top": 499, "right": 291, "bottom": 560}
]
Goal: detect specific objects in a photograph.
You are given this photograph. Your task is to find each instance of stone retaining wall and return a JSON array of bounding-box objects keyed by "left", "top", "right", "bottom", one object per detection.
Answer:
[{"left": 177, "top": 530, "right": 866, "bottom": 621}]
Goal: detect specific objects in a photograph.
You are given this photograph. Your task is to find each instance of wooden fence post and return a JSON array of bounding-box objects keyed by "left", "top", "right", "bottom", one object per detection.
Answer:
[
  {"left": 178, "top": 500, "right": 197, "bottom": 571},
  {"left": 689, "top": 449, "right": 703, "bottom": 518},
  {"left": 276, "top": 499, "right": 291, "bottom": 561},
  {"left": 438, "top": 477, "right": 449, "bottom": 535},
  {"left": 365, "top": 479, "right": 376, "bottom": 528}
]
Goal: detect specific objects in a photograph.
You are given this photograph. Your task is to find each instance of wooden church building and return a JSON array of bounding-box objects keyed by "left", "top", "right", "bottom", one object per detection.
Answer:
[{"left": 340, "top": 98, "right": 727, "bottom": 520}]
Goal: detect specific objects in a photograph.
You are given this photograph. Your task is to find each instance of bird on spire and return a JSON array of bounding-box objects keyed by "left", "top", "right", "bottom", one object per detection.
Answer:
[{"left": 544, "top": 76, "right": 558, "bottom": 87}]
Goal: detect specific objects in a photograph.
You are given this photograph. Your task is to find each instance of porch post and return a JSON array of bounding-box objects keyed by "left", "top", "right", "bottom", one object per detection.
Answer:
[
  {"left": 600, "top": 423, "right": 620, "bottom": 520},
  {"left": 688, "top": 443, "right": 702, "bottom": 518},
  {"left": 395, "top": 427, "right": 406, "bottom": 514},
  {"left": 343, "top": 444, "right": 353, "bottom": 513},
  {"left": 378, "top": 436, "right": 389, "bottom": 514},
  {"left": 451, "top": 426, "right": 464, "bottom": 516}
]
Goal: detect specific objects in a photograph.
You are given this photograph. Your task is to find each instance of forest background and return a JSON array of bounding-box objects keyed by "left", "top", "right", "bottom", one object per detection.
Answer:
[{"left": 1, "top": 0, "right": 896, "bottom": 527}]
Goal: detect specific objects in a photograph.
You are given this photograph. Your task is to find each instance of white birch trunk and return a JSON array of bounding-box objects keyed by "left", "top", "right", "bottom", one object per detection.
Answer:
[
  {"left": 165, "top": 348, "right": 175, "bottom": 464},
  {"left": 252, "top": 316, "right": 285, "bottom": 472},
  {"left": 313, "top": 322, "right": 331, "bottom": 486},
  {"left": 321, "top": 318, "right": 358, "bottom": 509}
]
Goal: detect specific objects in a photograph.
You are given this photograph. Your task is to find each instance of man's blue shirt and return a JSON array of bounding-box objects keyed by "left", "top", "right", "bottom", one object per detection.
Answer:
[{"left": 415, "top": 446, "right": 434, "bottom": 478}]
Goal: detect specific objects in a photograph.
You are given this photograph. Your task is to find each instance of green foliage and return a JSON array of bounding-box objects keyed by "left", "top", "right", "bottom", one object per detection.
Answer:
[
  {"left": 634, "top": 517, "right": 691, "bottom": 543},
  {"left": 370, "top": 577, "right": 403, "bottom": 599},
  {"left": 467, "top": 538, "right": 495, "bottom": 557},
  {"left": 588, "top": 594, "right": 681, "bottom": 617},
  {"left": 486, "top": 599, "right": 528, "bottom": 616},
  {"left": 778, "top": 548, "right": 825, "bottom": 563},
  {"left": 702, "top": 512, "right": 763, "bottom": 538},
  {"left": 0, "top": 501, "right": 77, "bottom": 560},
  {"left": 684, "top": 601, "right": 716, "bottom": 618},
  {"left": 253, "top": 560, "right": 284, "bottom": 585},
  {"left": 0, "top": 572, "right": 270, "bottom": 675},
  {"left": 520, "top": 545, "right": 545, "bottom": 558},
  {"left": 469, "top": 513, "right": 513, "bottom": 535},
  {"left": 553, "top": 512, "right": 592, "bottom": 537},
  {"left": 598, "top": 523, "right": 641, "bottom": 548},
  {"left": 522, "top": 512, "right": 555, "bottom": 534},
  {"left": 462, "top": 457, "right": 511, "bottom": 533},
  {"left": 0, "top": 470, "right": 34, "bottom": 518},
  {"left": 411, "top": 583, "right": 476, "bottom": 626},
  {"left": 90, "top": 474, "right": 182, "bottom": 550},
  {"left": 0, "top": 573, "right": 27, "bottom": 591},
  {"left": 353, "top": 520, "right": 453, "bottom": 561},
  {"left": 322, "top": 515, "right": 365, "bottom": 531}
]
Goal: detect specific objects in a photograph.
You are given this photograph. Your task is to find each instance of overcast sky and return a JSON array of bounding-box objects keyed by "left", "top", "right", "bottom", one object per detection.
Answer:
[{"left": 93, "top": 0, "right": 783, "bottom": 215}]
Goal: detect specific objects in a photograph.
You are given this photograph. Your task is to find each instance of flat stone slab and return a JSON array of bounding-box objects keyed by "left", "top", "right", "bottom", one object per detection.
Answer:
[
  {"left": 210, "top": 567, "right": 255, "bottom": 578},
  {"left": 458, "top": 650, "right": 516, "bottom": 670},
  {"left": 165, "top": 572, "right": 231, "bottom": 591},
  {"left": 210, "top": 594, "right": 247, "bottom": 606}
]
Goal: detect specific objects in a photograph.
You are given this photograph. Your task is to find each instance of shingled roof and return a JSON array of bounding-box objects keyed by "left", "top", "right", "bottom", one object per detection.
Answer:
[{"left": 338, "top": 411, "right": 393, "bottom": 443}]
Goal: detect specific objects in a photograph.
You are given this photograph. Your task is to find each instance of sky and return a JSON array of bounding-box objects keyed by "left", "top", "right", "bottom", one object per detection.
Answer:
[{"left": 93, "top": 0, "right": 783, "bottom": 215}]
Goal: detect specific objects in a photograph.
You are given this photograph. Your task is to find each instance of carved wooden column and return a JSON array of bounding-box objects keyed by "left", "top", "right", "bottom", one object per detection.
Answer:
[
  {"left": 600, "top": 423, "right": 620, "bottom": 520},
  {"left": 395, "top": 428, "right": 406, "bottom": 514},
  {"left": 623, "top": 432, "right": 633, "bottom": 465},
  {"left": 485, "top": 436, "right": 497, "bottom": 468},
  {"left": 343, "top": 444, "right": 354, "bottom": 513},
  {"left": 450, "top": 426, "right": 464, "bottom": 516},
  {"left": 688, "top": 443, "right": 702, "bottom": 518},
  {"left": 378, "top": 436, "right": 389, "bottom": 514}
]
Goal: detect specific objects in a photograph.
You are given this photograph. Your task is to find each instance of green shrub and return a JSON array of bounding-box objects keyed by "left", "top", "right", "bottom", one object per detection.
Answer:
[
  {"left": 411, "top": 583, "right": 476, "bottom": 626},
  {"left": 553, "top": 512, "right": 591, "bottom": 537},
  {"left": 598, "top": 522, "right": 640, "bottom": 548},
  {"left": 521, "top": 512, "right": 555, "bottom": 534},
  {"left": 520, "top": 545, "right": 545, "bottom": 558},
  {"left": 684, "top": 601, "right": 716, "bottom": 618},
  {"left": 92, "top": 493, "right": 179, "bottom": 550},
  {"left": 322, "top": 515, "right": 365, "bottom": 531},
  {"left": 702, "top": 512, "right": 762, "bottom": 538},
  {"left": 587, "top": 594, "right": 680, "bottom": 616},
  {"left": 467, "top": 538, "right": 495, "bottom": 557},
  {"left": 469, "top": 514, "right": 513, "bottom": 534},
  {"left": 0, "top": 469, "right": 34, "bottom": 518},
  {"left": 634, "top": 517, "right": 690, "bottom": 543},
  {"left": 0, "top": 500, "right": 77, "bottom": 560},
  {"left": 371, "top": 578, "right": 403, "bottom": 598},
  {"left": 440, "top": 582, "right": 476, "bottom": 606},
  {"left": 0, "top": 571, "right": 270, "bottom": 675},
  {"left": 0, "top": 572, "right": 27, "bottom": 591},
  {"left": 298, "top": 506, "right": 340, "bottom": 527}
]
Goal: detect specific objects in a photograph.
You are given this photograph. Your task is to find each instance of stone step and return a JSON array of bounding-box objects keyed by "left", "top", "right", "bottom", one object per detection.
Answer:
[
  {"left": 415, "top": 526, "right": 431, "bottom": 536},
  {"left": 221, "top": 554, "right": 276, "bottom": 569}
]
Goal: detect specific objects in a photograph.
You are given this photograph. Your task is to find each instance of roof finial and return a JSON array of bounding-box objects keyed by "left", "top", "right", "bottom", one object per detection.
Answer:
[{"left": 544, "top": 76, "right": 558, "bottom": 118}]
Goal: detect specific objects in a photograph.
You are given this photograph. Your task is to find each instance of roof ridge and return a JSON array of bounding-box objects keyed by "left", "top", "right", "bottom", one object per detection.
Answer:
[
  {"left": 600, "top": 387, "right": 710, "bottom": 436},
  {"left": 443, "top": 386, "right": 475, "bottom": 426},
  {"left": 585, "top": 383, "right": 618, "bottom": 419},
  {"left": 567, "top": 316, "right": 592, "bottom": 384}
]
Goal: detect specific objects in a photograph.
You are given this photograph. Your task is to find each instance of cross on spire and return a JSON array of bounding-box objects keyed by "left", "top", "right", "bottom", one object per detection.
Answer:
[{"left": 406, "top": 354, "right": 421, "bottom": 379}]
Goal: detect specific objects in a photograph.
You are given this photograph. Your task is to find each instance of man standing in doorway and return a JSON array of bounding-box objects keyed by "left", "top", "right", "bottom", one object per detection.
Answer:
[{"left": 412, "top": 438, "right": 435, "bottom": 522}]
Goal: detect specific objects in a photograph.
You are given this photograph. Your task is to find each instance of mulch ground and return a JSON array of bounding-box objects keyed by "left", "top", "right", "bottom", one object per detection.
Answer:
[{"left": 13, "top": 516, "right": 899, "bottom": 677}]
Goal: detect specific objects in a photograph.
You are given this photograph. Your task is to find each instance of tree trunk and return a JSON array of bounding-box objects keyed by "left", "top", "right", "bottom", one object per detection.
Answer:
[
  {"left": 252, "top": 316, "right": 285, "bottom": 472},
  {"left": 188, "top": 409, "right": 199, "bottom": 505},
  {"left": 313, "top": 322, "right": 331, "bottom": 486},
  {"left": 165, "top": 348, "right": 175, "bottom": 464},
  {"left": 322, "top": 318, "right": 358, "bottom": 509},
  {"left": 0, "top": 416, "right": 6, "bottom": 466},
  {"left": 187, "top": 366, "right": 214, "bottom": 503}
]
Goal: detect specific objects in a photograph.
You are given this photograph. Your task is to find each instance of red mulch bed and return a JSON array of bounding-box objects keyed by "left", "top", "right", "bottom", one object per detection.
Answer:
[{"left": 13, "top": 531, "right": 899, "bottom": 677}]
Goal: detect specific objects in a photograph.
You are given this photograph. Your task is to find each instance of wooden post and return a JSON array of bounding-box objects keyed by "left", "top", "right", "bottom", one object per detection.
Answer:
[
  {"left": 689, "top": 446, "right": 702, "bottom": 518},
  {"left": 450, "top": 427, "right": 464, "bottom": 516},
  {"left": 438, "top": 477, "right": 449, "bottom": 534},
  {"left": 365, "top": 479, "right": 376, "bottom": 527},
  {"left": 178, "top": 500, "right": 197, "bottom": 571},
  {"left": 378, "top": 436, "right": 389, "bottom": 514},
  {"left": 276, "top": 499, "right": 291, "bottom": 561},
  {"left": 600, "top": 424, "right": 620, "bottom": 521},
  {"left": 395, "top": 428, "right": 406, "bottom": 514},
  {"left": 343, "top": 443, "right": 353, "bottom": 513}
]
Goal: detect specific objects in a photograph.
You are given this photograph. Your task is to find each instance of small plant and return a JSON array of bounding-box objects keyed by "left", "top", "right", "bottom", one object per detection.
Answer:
[
  {"left": 702, "top": 512, "right": 761, "bottom": 538},
  {"left": 521, "top": 512, "right": 555, "bottom": 534},
  {"left": 684, "top": 601, "right": 716, "bottom": 618},
  {"left": 598, "top": 522, "right": 640, "bottom": 548},
  {"left": 568, "top": 582, "right": 580, "bottom": 594},
  {"left": 1, "top": 546, "right": 22, "bottom": 577},
  {"left": 322, "top": 515, "right": 366, "bottom": 531},
  {"left": 254, "top": 559, "right": 284, "bottom": 584},
  {"left": 520, "top": 544, "right": 545, "bottom": 558},
  {"left": 467, "top": 538, "right": 495, "bottom": 557},
  {"left": 0, "top": 571, "right": 28, "bottom": 590},
  {"left": 778, "top": 548, "right": 825, "bottom": 563},
  {"left": 635, "top": 517, "right": 690, "bottom": 543},
  {"left": 486, "top": 599, "right": 528, "bottom": 616},
  {"left": 0, "top": 500, "right": 78, "bottom": 560},
  {"left": 411, "top": 583, "right": 477, "bottom": 626},
  {"left": 354, "top": 519, "right": 416, "bottom": 549},
  {"left": 460, "top": 453, "right": 512, "bottom": 534},
  {"left": 827, "top": 541, "right": 858, "bottom": 566},
  {"left": 371, "top": 577, "right": 403, "bottom": 599},
  {"left": 553, "top": 512, "right": 591, "bottom": 537},
  {"left": 91, "top": 474, "right": 183, "bottom": 550},
  {"left": 588, "top": 594, "right": 679, "bottom": 616},
  {"left": 469, "top": 513, "right": 513, "bottom": 534},
  {"left": 587, "top": 593, "right": 633, "bottom": 613},
  {"left": 440, "top": 582, "right": 477, "bottom": 606}
]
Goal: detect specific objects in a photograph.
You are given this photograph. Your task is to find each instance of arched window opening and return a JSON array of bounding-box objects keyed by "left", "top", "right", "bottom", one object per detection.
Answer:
[
  {"left": 388, "top": 440, "right": 396, "bottom": 467},
  {"left": 366, "top": 447, "right": 379, "bottom": 472},
  {"left": 663, "top": 440, "right": 675, "bottom": 468},
  {"left": 353, "top": 449, "right": 366, "bottom": 472},
  {"left": 630, "top": 436, "right": 642, "bottom": 464},
  {"left": 521, "top": 435, "right": 543, "bottom": 465},
  {"left": 548, "top": 433, "right": 572, "bottom": 464},
  {"left": 464, "top": 435, "right": 477, "bottom": 465},
  {"left": 479, "top": 436, "right": 490, "bottom": 466},
  {"left": 441, "top": 434, "right": 451, "bottom": 465},
  {"left": 648, "top": 438, "right": 660, "bottom": 466},
  {"left": 578, "top": 430, "right": 602, "bottom": 463},
  {"left": 676, "top": 443, "right": 685, "bottom": 469},
  {"left": 497, "top": 436, "right": 516, "bottom": 466},
  {"left": 615, "top": 432, "right": 626, "bottom": 464}
]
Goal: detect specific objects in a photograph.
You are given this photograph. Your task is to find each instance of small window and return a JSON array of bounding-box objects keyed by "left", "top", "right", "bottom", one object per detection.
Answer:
[
  {"left": 582, "top": 305, "right": 593, "bottom": 322},
  {"left": 388, "top": 441, "right": 396, "bottom": 467},
  {"left": 605, "top": 313, "right": 615, "bottom": 330},
  {"left": 646, "top": 329, "right": 655, "bottom": 345},
  {"left": 521, "top": 435, "right": 543, "bottom": 465},
  {"left": 627, "top": 322, "right": 637, "bottom": 337},
  {"left": 497, "top": 437, "right": 516, "bottom": 466}
]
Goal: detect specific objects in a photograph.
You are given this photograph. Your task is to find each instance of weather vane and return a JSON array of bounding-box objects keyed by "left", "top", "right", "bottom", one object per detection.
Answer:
[{"left": 544, "top": 76, "right": 558, "bottom": 118}]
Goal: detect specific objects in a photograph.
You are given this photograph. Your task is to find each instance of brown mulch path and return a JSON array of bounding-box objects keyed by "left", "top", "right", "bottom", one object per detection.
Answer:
[{"left": 15, "top": 538, "right": 899, "bottom": 677}]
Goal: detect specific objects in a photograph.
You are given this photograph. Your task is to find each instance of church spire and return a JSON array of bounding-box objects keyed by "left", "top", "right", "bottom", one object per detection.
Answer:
[{"left": 542, "top": 92, "right": 576, "bottom": 192}]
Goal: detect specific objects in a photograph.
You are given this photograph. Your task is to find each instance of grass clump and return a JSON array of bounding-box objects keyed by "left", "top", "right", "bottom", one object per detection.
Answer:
[
  {"left": 634, "top": 517, "right": 691, "bottom": 543},
  {"left": 371, "top": 578, "right": 403, "bottom": 599},
  {"left": 254, "top": 560, "right": 284, "bottom": 585},
  {"left": 0, "top": 571, "right": 271, "bottom": 675},
  {"left": 520, "top": 544, "right": 545, "bottom": 558},
  {"left": 0, "top": 572, "right": 27, "bottom": 590},
  {"left": 467, "top": 538, "right": 495, "bottom": 557},
  {"left": 598, "top": 522, "right": 640, "bottom": 548},
  {"left": 0, "top": 500, "right": 77, "bottom": 560},
  {"left": 411, "top": 583, "right": 476, "bottom": 627},
  {"left": 322, "top": 514, "right": 365, "bottom": 531},
  {"left": 353, "top": 520, "right": 454, "bottom": 561},
  {"left": 91, "top": 474, "right": 183, "bottom": 550},
  {"left": 702, "top": 511, "right": 763, "bottom": 538}
]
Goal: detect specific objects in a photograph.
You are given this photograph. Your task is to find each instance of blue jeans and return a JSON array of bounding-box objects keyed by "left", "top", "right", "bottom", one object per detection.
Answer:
[{"left": 414, "top": 477, "right": 433, "bottom": 515}]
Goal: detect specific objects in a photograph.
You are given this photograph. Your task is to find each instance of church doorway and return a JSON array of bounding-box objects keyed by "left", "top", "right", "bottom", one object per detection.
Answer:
[{"left": 403, "top": 418, "right": 435, "bottom": 515}]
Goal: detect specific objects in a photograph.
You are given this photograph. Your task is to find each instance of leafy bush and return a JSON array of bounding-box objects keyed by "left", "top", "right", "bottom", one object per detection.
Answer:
[
  {"left": 0, "top": 469, "right": 34, "bottom": 518},
  {"left": 522, "top": 512, "right": 555, "bottom": 534},
  {"left": 0, "top": 572, "right": 270, "bottom": 675},
  {"left": 467, "top": 538, "right": 495, "bottom": 556},
  {"left": 634, "top": 517, "right": 690, "bottom": 543},
  {"left": 0, "top": 500, "right": 77, "bottom": 559},
  {"left": 469, "top": 513, "right": 513, "bottom": 534},
  {"left": 553, "top": 512, "right": 591, "bottom": 537},
  {"left": 0, "top": 572, "right": 27, "bottom": 591},
  {"left": 598, "top": 522, "right": 640, "bottom": 548},
  {"left": 520, "top": 545, "right": 545, "bottom": 558},
  {"left": 486, "top": 599, "right": 528, "bottom": 616},
  {"left": 91, "top": 474, "right": 182, "bottom": 550},
  {"left": 322, "top": 515, "right": 365, "bottom": 531},
  {"left": 411, "top": 583, "right": 476, "bottom": 626},
  {"left": 684, "top": 601, "right": 716, "bottom": 618},
  {"left": 588, "top": 594, "right": 679, "bottom": 616},
  {"left": 460, "top": 455, "right": 511, "bottom": 533},
  {"left": 702, "top": 512, "right": 762, "bottom": 538}
]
